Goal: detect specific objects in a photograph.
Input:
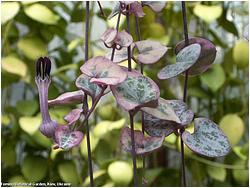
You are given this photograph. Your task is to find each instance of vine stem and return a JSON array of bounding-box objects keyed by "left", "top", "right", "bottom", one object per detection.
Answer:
[
  {"left": 129, "top": 112, "right": 138, "bottom": 186},
  {"left": 126, "top": 5, "right": 132, "bottom": 71},
  {"left": 111, "top": 11, "right": 122, "bottom": 61},
  {"left": 180, "top": 1, "right": 189, "bottom": 187},
  {"left": 135, "top": 15, "right": 146, "bottom": 182},
  {"left": 83, "top": 2, "right": 94, "bottom": 186},
  {"left": 97, "top": 1, "right": 105, "bottom": 17}
]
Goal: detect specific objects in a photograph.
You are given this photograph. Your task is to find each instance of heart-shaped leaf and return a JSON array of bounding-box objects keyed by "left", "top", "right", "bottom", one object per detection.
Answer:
[
  {"left": 120, "top": 127, "right": 164, "bottom": 155},
  {"left": 55, "top": 126, "right": 83, "bottom": 150},
  {"left": 115, "top": 30, "right": 133, "bottom": 48},
  {"left": 134, "top": 40, "right": 168, "bottom": 64},
  {"left": 48, "top": 90, "right": 85, "bottom": 106},
  {"left": 175, "top": 37, "right": 217, "bottom": 75},
  {"left": 111, "top": 69, "right": 160, "bottom": 112},
  {"left": 182, "top": 118, "right": 231, "bottom": 157},
  {"left": 144, "top": 112, "right": 177, "bottom": 137},
  {"left": 158, "top": 43, "right": 201, "bottom": 79},
  {"left": 142, "top": 1, "right": 166, "bottom": 12},
  {"left": 100, "top": 28, "right": 118, "bottom": 45},
  {"left": 64, "top": 108, "right": 83, "bottom": 126},
  {"left": 80, "top": 56, "right": 127, "bottom": 85},
  {"left": 142, "top": 98, "right": 180, "bottom": 122},
  {"left": 75, "top": 74, "right": 103, "bottom": 100},
  {"left": 106, "top": 43, "right": 135, "bottom": 63},
  {"left": 130, "top": 2, "right": 145, "bottom": 17}
]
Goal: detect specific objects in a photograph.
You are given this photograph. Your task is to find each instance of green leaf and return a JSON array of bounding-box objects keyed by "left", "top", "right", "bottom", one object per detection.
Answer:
[
  {"left": 207, "top": 166, "right": 226, "bottom": 181},
  {"left": 80, "top": 132, "right": 99, "bottom": 158},
  {"left": 67, "top": 38, "right": 83, "bottom": 52},
  {"left": 158, "top": 43, "right": 201, "bottom": 79},
  {"left": 193, "top": 4, "right": 222, "bottom": 23},
  {"left": 182, "top": 118, "right": 231, "bottom": 157},
  {"left": 233, "top": 40, "right": 249, "bottom": 69},
  {"left": 233, "top": 144, "right": 248, "bottom": 161},
  {"left": 108, "top": 161, "right": 133, "bottom": 186},
  {"left": 21, "top": 156, "right": 47, "bottom": 182},
  {"left": 16, "top": 100, "right": 38, "bottom": 116},
  {"left": 1, "top": 2, "right": 20, "bottom": 24},
  {"left": 1, "top": 56, "right": 27, "bottom": 77},
  {"left": 2, "top": 143, "right": 16, "bottom": 167},
  {"left": 144, "top": 168, "right": 163, "bottom": 185},
  {"left": 232, "top": 160, "right": 249, "bottom": 185},
  {"left": 24, "top": 3, "right": 59, "bottom": 25},
  {"left": 83, "top": 170, "right": 106, "bottom": 186},
  {"left": 58, "top": 161, "right": 79, "bottom": 185},
  {"left": 219, "top": 114, "right": 245, "bottom": 146},
  {"left": 17, "top": 37, "right": 47, "bottom": 60},
  {"left": 19, "top": 116, "right": 41, "bottom": 135},
  {"left": 200, "top": 64, "right": 225, "bottom": 92},
  {"left": 8, "top": 176, "right": 27, "bottom": 184}
]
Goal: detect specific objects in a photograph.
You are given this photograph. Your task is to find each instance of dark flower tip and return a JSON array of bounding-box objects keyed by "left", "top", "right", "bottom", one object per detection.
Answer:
[{"left": 36, "top": 57, "right": 51, "bottom": 79}]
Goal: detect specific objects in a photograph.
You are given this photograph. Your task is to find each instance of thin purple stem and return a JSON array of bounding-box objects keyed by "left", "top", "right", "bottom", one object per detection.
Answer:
[
  {"left": 126, "top": 5, "right": 132, "bottom": 71},
  {"left": 129, "top": 112, "right": 138, "bottom": 186},
  {"left": 111, "top": 11, "right": 122, "bottom": 61},
  {"left": 83, "top": 2, "right": 94, "bottom": 186},
  {"left": 180, "top": 1, "right": 189, "bottom": 187},
  {"left": 97, "top": 1, "right": 105, "bottom": 17}
]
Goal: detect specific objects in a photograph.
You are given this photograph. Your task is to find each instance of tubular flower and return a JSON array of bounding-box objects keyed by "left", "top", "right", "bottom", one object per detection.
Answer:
[{"left": 35, "top": 57, "right": 58, "bottom": 138}]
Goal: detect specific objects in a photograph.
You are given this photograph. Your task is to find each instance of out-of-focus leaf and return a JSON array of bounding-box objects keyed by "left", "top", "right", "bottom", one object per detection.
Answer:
[
  {"left": 2, "top": 56, "right": 27, "bottom": 77},
  {"left": 58, "top": 161, "right": 79, "bottom": 185},
  {"left": 83, "top": 170, "right": 106, "bottom": 186},
  {"left": 17, "top": 37, "right": 47, "bottom": 60},
  {"left": 71, "top": 7, "right": 85, "bottom": 22},
  {"left": 1, "top": 2, "right": 20, "bottom": 24},
  {"left": 233, "top": 144, "right": 248, "bottom": 161},
  {"left": 193, "top": 4, "right": 222, "bottom": 23},
  {"left": 80, "top": 132, "right": 99, "bottom": 158},
  {"left": 8, "top": 176, "right": 27, "bottom": 183},
  {"left": 21, "top": 155, "right": 47, "bottom": 182},
  {"left": 147, "top": 23, "right": 165, "bottom": 38},
  {"left": 142, "top": 1, "right": 166, "bottom": 12},
  {"left": 19, "top": 116, "right": 41, "bottom": 135},
  {"left": 219, "top": 114, "right": 244, "bottom": 146},
  {"left": 67, "top": 38, "right": 83, "bottom": 52},
  {"left": 243, "top": 25, "right": 248, "bottom": 40},
  {"left": 182, "top": 118, "right": 231, "bottom": 157},
  {"left": 24, "top": 3, "right": 59, "bottom": 25},
  {"left": 144, "top": 168, "right": 163, "bottom": 185},
  {"left": 107, "top": 161, "right": 133, "bottom": 186},
  {"left": 16, "top": 100, "right": 38, "bottom": 116},
  {"left": 2, "top": 143, "right": 16, "bottom": 167},
  {"left": 207, "top": 166, "right": 226, "bottom": 181},
  {"left": 188, "top": 87, "right": 209, "bottom": 98},
  {"left": 233, "top": 40, "right": 249, "bottom": 69},
  {"left": 200, "top": 64, "right": 225, "bottom": 92},
  {"left": 32, "top": 131, "right": 52, "bottom": 148},
  {"left": 232, "top": 160, "right": 249, "bottom": 185}
]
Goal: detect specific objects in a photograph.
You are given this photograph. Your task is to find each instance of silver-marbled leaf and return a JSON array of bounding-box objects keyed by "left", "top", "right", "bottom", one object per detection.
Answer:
[
  {"left": 182, "top": 118, "right": 231, "bottom": 157},
  {"left": 158, "top": 43, "right": 201, "bottom": 79},
  {"left": 64, "top": 108, "right": 83, "bottom": 126},
  {"left": 75, "top": 74, "right": 102, "bottom": 100},
  {"left": 120, "top": 127, "right": 164, "bottom": 155},
  {"left": 111, "top": 69, "right": 160, "bottom": 112},
  {"left": 142, "top": 1, "right": 166, "bottom": 12}
]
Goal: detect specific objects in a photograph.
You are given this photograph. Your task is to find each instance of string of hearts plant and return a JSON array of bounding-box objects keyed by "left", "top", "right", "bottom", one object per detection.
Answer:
[{"left": 35, "top": 1, "right": 231, "bottom": 187}]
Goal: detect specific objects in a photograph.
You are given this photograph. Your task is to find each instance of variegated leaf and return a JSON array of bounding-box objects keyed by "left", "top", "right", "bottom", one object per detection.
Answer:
[
  {"left": 158, "top": 43, "right": 201, "bottom": 79},
  {"left": 142, "top": 98, "right": 180, "bottom": 123},
  {"left": 142, "top": 1, "right": 166, "bottom": 12},
  {"left": 182, "top": 118, "right": 231, "bottom": 157},
  {"left": 48, "top": 90, "right": 84, "bottom": 106},
  {"left": 64, "top": 108, "right": 83, "bottom": 126},
  {"left": 175, "top": 37, "right": 216, "bottom": 75},
  {"left": 120, "top": 127, "right": 164, "bottom": 155},
  {"left": 168, "top": 100, "right": 194, "bottom": 126},
  {"left": 55, "top": 126, "right": 83, "bottom": 150},
  {"left": 80, "top": 56, "right": 127, "bottom": 85},
  {"left": 144, "top": 112, "right": 176, "bottom": 137},
  {"left": 75, "top": 74, "right": 102, "bottom": 100},
  {"left": 134, "top": 40, "right": 168, "bottom": 64},
  {"left": 115, "top": 30, "right": 133, "bottom": 48},
  {"left": 111, "top": 69, "right": 160, "bottom": 112},
  {"left": 106, "top": 43, "right": 135, "bottom": 63},
  {"left": 100, "top": 28, "right": 117, "bottom": 46}
]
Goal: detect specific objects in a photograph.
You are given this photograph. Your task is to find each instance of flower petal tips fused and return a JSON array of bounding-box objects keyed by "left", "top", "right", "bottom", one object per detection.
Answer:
[{"left": 35, "top": 57, "right": 58, "bottom": 138}]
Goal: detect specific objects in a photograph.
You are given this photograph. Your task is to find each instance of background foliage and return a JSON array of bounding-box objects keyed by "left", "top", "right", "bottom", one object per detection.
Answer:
[{"left": 1, "top": 1, "right": 249, "bottom": 186}]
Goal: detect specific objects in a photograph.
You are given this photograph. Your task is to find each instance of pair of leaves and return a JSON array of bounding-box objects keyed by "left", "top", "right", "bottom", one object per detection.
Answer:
[
  {"left": 106, "top": 40, "right": 168, "bottom": 65},
  {"left": 120, "top": 127, "right": 164, "bottom": 155}
]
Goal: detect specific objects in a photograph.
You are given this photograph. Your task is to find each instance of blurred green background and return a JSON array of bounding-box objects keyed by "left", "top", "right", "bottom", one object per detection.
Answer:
[{"left": 1, "top": 1, "right": 249, "bottom": 186}]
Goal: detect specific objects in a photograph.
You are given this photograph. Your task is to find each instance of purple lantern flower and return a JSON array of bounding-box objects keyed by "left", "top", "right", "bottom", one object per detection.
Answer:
[{"left": 35, "top": 57, "right": 58, "bottom": 138}]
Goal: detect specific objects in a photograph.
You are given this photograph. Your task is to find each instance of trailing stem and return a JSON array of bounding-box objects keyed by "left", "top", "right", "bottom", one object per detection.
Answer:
[
  {"left": 111, "top": 11, "right": 122, "bottom": 61},
  {"left": 126, "top": 5, "right": 132, "bottom": 71},
  {"left": 97, "top": 1, "right": 105, "bottom": 18},
  {"left": 83, "top": 1, "right": 94, "bottom": 186},
  {"left": 129, "top": 112, "right": 138, "bottom": 186},
  {"left": 135, "top": 16, "right": 146, "bottom": 181},
  {"left": 180, "top": 1, "right": 189, "bottom": 187}
]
